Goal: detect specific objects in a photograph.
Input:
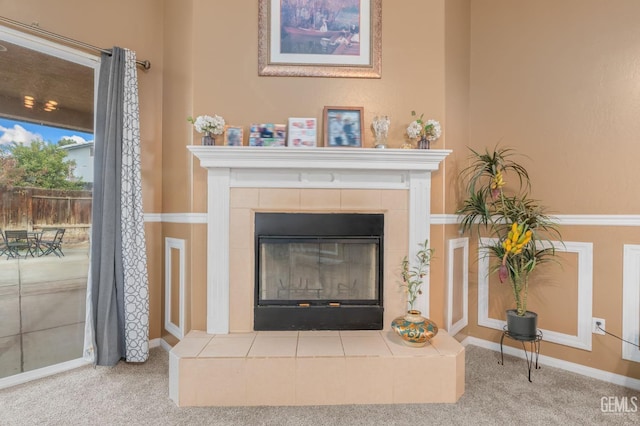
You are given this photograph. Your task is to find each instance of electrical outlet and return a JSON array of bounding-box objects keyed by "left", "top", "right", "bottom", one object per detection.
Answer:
[{"left": 592, "top": 317, "right": 606, "bottom": 335}]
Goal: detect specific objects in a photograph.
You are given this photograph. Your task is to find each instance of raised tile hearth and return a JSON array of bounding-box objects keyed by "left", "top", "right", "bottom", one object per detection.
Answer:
[{"left": 169, "top": 329, "right": 464, "bottom": 406}]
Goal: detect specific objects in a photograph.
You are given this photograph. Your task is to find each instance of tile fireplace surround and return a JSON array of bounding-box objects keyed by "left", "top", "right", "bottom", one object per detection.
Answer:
[{"left": 170, "top": 146, "right": 464, "bottom": 406}]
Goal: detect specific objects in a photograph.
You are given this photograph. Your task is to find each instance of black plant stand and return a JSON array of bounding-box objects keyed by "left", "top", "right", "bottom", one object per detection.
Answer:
[{"left": 499, "top": 326, "right": 543, "bottom": 382}]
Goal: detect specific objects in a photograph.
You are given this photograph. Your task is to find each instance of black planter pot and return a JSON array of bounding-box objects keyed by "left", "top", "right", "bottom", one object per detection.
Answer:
[{"left": 506, "top": 309, "right": 538, "bottom": 339}]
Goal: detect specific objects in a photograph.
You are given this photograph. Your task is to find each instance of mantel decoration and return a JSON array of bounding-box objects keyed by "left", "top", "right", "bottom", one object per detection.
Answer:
[
  {"left": 372, "top": 115, "right": 390, "bottom": 148},
  {"left": 406, "top": 111, "right": 441, "bottom": 149},
  {"left": 188, "top": 114, "right": 225, "bottom": 146},
  {"left": 457, "top": 146, "right": 562, "bottom": 338},
  {"left": 391, "top": 239, "right": 439, "bottom": 347}
]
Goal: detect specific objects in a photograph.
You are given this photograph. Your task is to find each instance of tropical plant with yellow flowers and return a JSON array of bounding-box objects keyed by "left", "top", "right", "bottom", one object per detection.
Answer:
[{"left": 457, "top": 146, "right": 562, "bottom": 317}]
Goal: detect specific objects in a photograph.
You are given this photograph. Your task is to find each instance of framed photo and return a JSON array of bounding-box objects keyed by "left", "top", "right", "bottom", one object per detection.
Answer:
[
  {"left": 287, "top": 117, "right": 317, "bottom": 148},
  {"left": 249, "top": 123, "right": 287, "bottom": 147},
  {"left": 258, "top": 0, "right": 382, "bottom": 78},
  {"left": 323, "top": 106, "right": 363, "bottom": 147},
  {"left": 224, "top": 125, "right": 244, "bottom": 146}
]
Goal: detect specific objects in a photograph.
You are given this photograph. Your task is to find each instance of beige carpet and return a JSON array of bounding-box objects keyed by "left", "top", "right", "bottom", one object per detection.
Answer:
[{"left": 0, "top": 345, "right": 637, "bottom": 425}]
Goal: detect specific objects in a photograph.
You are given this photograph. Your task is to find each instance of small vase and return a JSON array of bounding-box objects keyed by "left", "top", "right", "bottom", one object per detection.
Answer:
[
  {"left": 417, "top": 136, "right": 430, "bottom": 149},
  {"left": 202, "top": 133, "right": 215, "bottom": 146},
  {"left": 391, "top": 310, "right": 438, "bottom": 347}
]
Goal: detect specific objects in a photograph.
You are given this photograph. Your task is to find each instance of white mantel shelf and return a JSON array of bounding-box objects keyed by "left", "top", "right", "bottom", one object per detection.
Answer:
[
  {"left": 188, "top": 145, "right": 451, "bottom": 334},
  {"left": 188, "top": 146, "right": 451, "bottom": 172}
]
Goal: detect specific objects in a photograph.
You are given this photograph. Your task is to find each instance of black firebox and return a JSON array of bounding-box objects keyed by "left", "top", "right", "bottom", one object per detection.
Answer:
[{"left": 254, "top": 213, "right": 384, "bottom": 330}]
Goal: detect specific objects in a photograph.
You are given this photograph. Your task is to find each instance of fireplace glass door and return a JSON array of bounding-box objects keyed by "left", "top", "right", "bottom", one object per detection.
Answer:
[{"left": 259, "top": 239, "right": 378, "bottom": 304}]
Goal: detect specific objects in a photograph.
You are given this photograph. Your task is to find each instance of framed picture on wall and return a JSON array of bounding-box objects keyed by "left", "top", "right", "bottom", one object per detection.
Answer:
[
  {"left": 323, "top": 106, "right": 364, "bottom": 147},
  {"left": 224, "top": 125, "right": 244, "bottom": 146},
  {"left": 258, "top": 0, "right": 382, "bottom": 78}
]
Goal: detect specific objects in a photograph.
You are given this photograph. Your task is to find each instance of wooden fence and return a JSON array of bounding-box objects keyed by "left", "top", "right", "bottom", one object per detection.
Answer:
[{"left": 0, "top": 185, "right": 92, "bottom": 242}]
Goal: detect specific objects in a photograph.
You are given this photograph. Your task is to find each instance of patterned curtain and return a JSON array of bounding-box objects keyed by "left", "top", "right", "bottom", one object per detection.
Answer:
[{"left": 83, "top": 47, "right": 149, "bottom": 366}]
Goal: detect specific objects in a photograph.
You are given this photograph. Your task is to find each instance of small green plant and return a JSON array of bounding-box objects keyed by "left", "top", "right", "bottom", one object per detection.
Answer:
[{"left": 400, "top": 239, "right": 434, "bottom": 311}]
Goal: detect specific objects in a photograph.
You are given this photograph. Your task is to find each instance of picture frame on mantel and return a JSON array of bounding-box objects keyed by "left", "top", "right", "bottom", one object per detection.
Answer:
[
  {"left": 323, "top": 106, "right": 364, "bottom": 147},
  {"left": 258, "top": 0, "right": 382, "bottom": 78}
]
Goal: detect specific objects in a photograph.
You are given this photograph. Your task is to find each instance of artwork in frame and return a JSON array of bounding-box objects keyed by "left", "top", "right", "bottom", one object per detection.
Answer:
[
  {"left": 323, "top": 106, "right": 364, "bottom": 147},
  {"left": 224, "top": 125, "right": 244, "bottom": 146},
  {"left": 249, "top": 123, "right": 287, "bottom": 147},
  {"left": 258, "top": 0, "right": 382, "bottom": 78},
  {"left": 287, "top": 117, "right": 317, "bottom": 148}
]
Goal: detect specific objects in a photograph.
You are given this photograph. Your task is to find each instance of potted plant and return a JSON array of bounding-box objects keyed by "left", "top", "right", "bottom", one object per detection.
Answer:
[
  {"left": 188, "top": 114, "right": 225, "bottom": 146},
  {"left": 390, "top": 239, "right": 439, "bottom": 347},
  {"left": 456, "top": 146, "right": 562, "bottom": 338}
]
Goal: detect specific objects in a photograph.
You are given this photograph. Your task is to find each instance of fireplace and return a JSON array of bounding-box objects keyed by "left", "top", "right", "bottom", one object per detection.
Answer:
[{"left": 254, "top": 213, "right": 383, "bottom": 330}]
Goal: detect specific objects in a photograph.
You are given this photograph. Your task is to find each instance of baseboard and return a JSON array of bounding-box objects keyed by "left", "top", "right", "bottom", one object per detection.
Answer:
[
  {"left": 149, "top": 337, "right": 173, "bottom": 352},
  {"left": 462, "top": 336, "right": 640, "bottom": 391},
  {"left": 0, "top": 357, "right": 91, "bottom": 390}
]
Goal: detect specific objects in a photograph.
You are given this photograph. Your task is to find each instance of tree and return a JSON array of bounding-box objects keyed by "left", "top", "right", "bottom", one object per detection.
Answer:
[
  {"left": 1, "top": 140, "right": 84, "bottom": 190},
  {"left": 0, "top": 155, "right": 25, "bottom": 187}
]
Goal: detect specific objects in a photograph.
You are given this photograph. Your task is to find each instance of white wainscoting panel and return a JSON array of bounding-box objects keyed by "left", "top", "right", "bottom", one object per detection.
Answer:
[
  {"left": 623, "top": 245, "right": 640, "bottom": 362},
  {"left": 165, "top": 238, "right": 186, "bottom": 339},
  {"left": 477, "top": 238, "right": 594, "bottom": 351},
  {"left": 446, "top": 238, "right": 468, "bottom": 336}
]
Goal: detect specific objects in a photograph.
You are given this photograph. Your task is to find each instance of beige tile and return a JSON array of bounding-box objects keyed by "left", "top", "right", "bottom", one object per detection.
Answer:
[
  {"left": 248, "top": 335, "right": 298, "bottom": 357},
  {"left": 297, "top": 335, "right": 344, "bottom": 357},
  {"left": 340, "top": 189, "right": 381, "bottom": 210},
  {"left": 299, "top": 330, "right": 340, "bottom": 337},
  {"left": 229, "top": 208, "right": 251, "bottom": 249},
  {"left": 229, "top": 247, "right": 253, "bottom": 331},
  {"left": 338, "top": 330, "right": 381, "bottom": 337},
  {"left": 391, "top": 357, "right": 443, "bottom": 403},
  {"left": 384, "top": 210, "right": 409, "bottom": 252},
  {"left": 295, "top": 358, "right": 347, "bottom": 405},
  {"left": 259, "top": 188, "right": 300, "bottom": 209},
  {"left": 341, "top": 334, "right": 392, "bottom": 357},
  {"left": 300, "top": 189, "right": 341, "bottom": 210},
  {"left": 380, "top": 189, "right": 408, "bottom": 211},
  {"left": 185, "top": 330, "right": 213, "bottom": 338},
  {"left": 192, "top": 358, "right": 247, "bottom": 406},
  {"left": 246, "top": 358, "right": 296, "bottom": 405},
  {"left": 230, "top": 188, "right": 259, "bottom": 208},
  {"left": 256, "top": 330, "right": 299, "bottom": 337},
  {"left": 383, "top": 330, "right": 439, "bottom": 357},
  {"left": 344, "top": 357, "right": 394, "bottom": 404},
  {"left": 171, "top": 335, "right": 212, "bottom": 357},
  {"left": 177, "top": 358, "right": 198, "bottom": 406},
  {"left": 430, "top": 330, "right": 465, "bottom": 356},
  {"left": 200, "top": 335, "right": 255, "bottom": 358}
]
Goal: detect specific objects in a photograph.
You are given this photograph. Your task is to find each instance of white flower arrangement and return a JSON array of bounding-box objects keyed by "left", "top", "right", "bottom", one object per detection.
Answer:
[
  {"left": 188, "top": 114, "right": 226, "bottom": 135},
  {"left": 406, "top": 111, "right": 442, "bottom": 142}
]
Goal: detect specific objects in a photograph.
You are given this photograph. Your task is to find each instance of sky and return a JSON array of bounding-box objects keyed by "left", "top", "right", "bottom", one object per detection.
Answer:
[{"left": 0, "top": 117, "right": 94, "bottom": 146}]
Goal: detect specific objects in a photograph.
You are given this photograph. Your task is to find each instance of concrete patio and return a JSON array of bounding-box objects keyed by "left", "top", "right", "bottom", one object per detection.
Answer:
[{"left": 0, "top": 246, "right": 89, "bottom": 378}]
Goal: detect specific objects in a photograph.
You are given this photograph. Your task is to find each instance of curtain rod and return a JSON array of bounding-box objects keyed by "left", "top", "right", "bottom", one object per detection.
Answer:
[{"left": 0, "top": 15, "right": 151, "bottom": 70}]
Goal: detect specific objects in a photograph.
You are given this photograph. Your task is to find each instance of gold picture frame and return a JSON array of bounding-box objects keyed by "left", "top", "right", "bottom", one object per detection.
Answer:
[
  {"left": 258, "top": 0, "right": 382, "bottom": 78},
  {"left": 323, "top": 106, "right": 364, "bottom": 147}
]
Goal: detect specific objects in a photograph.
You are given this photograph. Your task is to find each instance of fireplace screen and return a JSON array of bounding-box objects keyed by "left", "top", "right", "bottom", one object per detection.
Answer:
[
  {"left": 259, "top": 239, "right": 378, "bottom": 303},
  {"left": 254, "top": 212, "right": 384, "bottom": 330}
]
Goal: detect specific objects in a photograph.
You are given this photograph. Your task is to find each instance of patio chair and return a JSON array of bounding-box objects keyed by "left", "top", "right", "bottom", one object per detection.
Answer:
[
  {"left": 39, "top": 228, "right": 65, "bottom": 257},
  {"left": 4, "top": 230, "right": 35, "bottom": 259},
  {"left": 0, "top": 229, "right": 9, "bottom": 259}
]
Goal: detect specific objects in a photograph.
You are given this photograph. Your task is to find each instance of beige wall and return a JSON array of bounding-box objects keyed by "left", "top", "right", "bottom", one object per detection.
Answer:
[
  {"left": 465, "top": 0, "right": 640, "bottom": 379},
  {"left": 6, "top": 0, "right": 640, "bottom": 380}
]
